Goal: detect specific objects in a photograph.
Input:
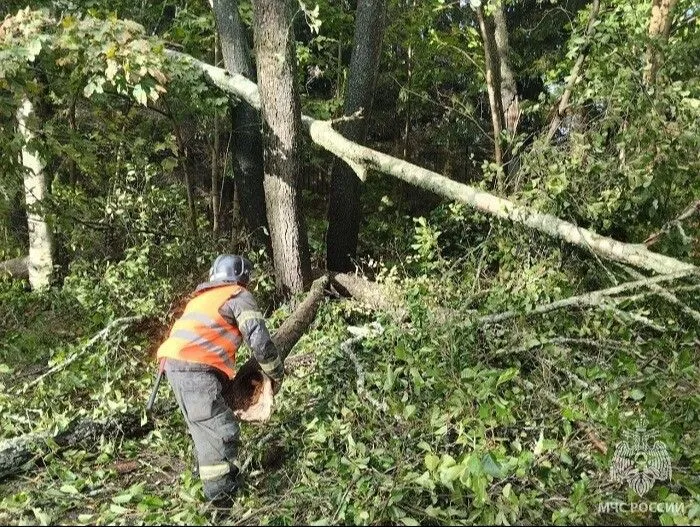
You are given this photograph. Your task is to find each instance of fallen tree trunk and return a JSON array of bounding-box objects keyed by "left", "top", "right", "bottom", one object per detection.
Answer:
[
  {"left": 0, "top": 409, "right": 157, "bottom": 482},
  {"left": 330, "top": 272, "right": 406, "bottom": 319},
  {"left": 224, "top": 275, "right": 329, "bottom": 422},
  {"left": 0, "top": 256, "right": 29, "bottom": 279},
  {"left": 167, "top": 50, "right": 697, "bottom": 276}
]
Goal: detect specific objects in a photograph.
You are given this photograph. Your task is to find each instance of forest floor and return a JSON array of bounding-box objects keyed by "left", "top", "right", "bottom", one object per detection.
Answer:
[{"left": 1, "top": 213, "right": 699, "bottom": 526}]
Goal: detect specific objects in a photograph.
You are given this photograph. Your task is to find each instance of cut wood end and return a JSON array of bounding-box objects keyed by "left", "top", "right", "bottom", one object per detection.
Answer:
[{"left": 233, "top": 375, "right": 274, "bottom": 423}]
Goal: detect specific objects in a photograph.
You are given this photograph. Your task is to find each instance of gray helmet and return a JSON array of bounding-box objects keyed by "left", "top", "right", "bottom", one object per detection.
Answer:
[{"left": 209, "top": 254, "right": 253, "bottom": 285}]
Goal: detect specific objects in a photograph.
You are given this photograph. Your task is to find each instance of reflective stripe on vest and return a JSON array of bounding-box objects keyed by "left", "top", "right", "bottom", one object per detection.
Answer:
[{"left": 157, "top": 284, "right": 243, "bottom": 378}]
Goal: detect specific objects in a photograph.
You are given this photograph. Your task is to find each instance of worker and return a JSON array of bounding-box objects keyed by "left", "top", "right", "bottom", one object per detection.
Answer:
[{"left": 155, "top": 254, "right": 285, "bottom": 506}]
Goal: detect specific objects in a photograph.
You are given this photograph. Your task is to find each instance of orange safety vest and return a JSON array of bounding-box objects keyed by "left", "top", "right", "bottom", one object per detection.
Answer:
[{"left": 157, "top": 284, "right": 243, "bottom": 379}]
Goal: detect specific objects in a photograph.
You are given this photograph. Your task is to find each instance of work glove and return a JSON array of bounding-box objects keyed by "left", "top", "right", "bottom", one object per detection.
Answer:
[
  {"left": 264, "top": 358, "right": 285, "bottom": 395},
  {"left": 262, "top": 357, "right": 284, "bottom": 395}
]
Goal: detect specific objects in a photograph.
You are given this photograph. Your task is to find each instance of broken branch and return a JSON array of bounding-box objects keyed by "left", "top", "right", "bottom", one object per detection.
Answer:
[
  {"left": 477, "top": 270, "right": 695, "bottom": 326},
  {"left": 21, "top": 315, "right": 144, "bottom": 393}
]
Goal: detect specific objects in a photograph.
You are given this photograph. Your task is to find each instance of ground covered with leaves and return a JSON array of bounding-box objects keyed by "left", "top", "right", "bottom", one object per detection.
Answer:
[{"left": 1, "top": 205, "right": 698, "bottom": 526}]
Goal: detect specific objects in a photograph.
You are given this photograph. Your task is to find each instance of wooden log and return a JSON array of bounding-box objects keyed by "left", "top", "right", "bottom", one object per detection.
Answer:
[
  {"left": 330, "top": 272, "right": 406, "bottom": 320},
  {"left": 224, "top": 275, "right": 329, "bottom": 422},
  {"left": 0, "top": 256, "right": 29, "bottom": 280},
  {"left": 0, "top": 409, "right": 157, "bottom": 482}
]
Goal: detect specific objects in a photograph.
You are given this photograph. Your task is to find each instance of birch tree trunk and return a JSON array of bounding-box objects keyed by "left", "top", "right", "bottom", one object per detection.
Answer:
[
  {"left": 212, "top": 0, "right": 270, "bottom": 241},
  {"left": 251, "top": 0, "right": 312, "bottom": 295},
  {"left": 326, "top": 0, "right": 387, "bottom": 272},
  {"left": 643, "top": 0, "right": 679, "bottom": 85},
  {"left": 16, "top": 97, "right": 53, "bottom": 290}
]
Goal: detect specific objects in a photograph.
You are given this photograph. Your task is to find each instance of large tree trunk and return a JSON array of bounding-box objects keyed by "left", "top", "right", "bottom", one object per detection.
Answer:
[
  {"left": 169, "top": 51, "right": 698, "bottom": 276},
  {"left": 475, "top": 5, "right": 504, "bottom": 180},
  {"left": 17, "top": 97, "right": 54, "bottom": 290},
  {"left": 326, "top": 0, "right": 387, "bottom": 272},
  {"left": 545, "top": 0, "right": 600, "bottom": 143},
  {"left": 492, "top": 1, "right": 519, "bottom": 138},
  {"left": 643, "top": 0, "right": 679, "bottom": 86},
  {"left": 252, "top": 0, "right": 312, "bottom": 295},
  {"left": 212, "top": 0, "right": 270, "bottom": 243}
]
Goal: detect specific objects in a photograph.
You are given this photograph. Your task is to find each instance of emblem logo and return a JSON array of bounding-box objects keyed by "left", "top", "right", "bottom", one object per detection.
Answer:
[{"left": 610, "top": 418, "right": 671, "bottom": 496}]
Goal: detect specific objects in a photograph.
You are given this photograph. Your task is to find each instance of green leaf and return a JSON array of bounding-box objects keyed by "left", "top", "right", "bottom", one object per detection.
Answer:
[
  {"left": 112, "top": 492, "right": 133, "bottom": 504},
  {"left": 32, "top": 508, "right": 51, "bottom": 526},
  {"left": 105, "top": 59, "right": 119, "bottom": 81},
  {"left": 533, "top": 430, "right": 544, "bottom": 456},
  {"left": 59, "top": 484, "right": 80, "bottom": 495},
  {"left": 481, "top": 453, "right": 504, "bottom": 478},
  {"left": 133, "top": 84, "right": 148, "bottom": 107},
  {"left": 629, "top": 389, "right": 645, "bottom": 401},
  {"left": 425, "top": 453, "right": 440, "bottom": 472},
  {"left": 26, "top": 39, "right": 43, "bottom": 61},
  {"left": 496, "top": 368, "right": 519, "bottom": 386},
  {"left": 110, "top": 504, "right": 129, "bottom": 515}
]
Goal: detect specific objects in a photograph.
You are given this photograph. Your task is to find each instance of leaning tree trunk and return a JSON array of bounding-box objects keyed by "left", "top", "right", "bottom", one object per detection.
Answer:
[
  {"left": 326, "top": 0, "right": 387, "bottom": 272},
  {"left": 16, "top": 96, "right": 53, "bottom": 290},
  {"left": 252, "top": 0, "right": 312, "bottom": 295},
  {"left": 643, "top": 0, "right": 679, "bottom": 86},
  {"left": 475, "top": 5, "right": 504, "bottom": 180},
  {"left": 212, "top": 0, "right": 270, "bottom": 243},
  {"left": 169, "top": 51, "right": 698, "bottom": 275}
]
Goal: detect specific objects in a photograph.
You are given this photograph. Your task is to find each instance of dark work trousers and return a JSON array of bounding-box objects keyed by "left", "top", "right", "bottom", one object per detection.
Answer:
[{"left": 164, "top": 358, "right": 240, "bottom": 501}]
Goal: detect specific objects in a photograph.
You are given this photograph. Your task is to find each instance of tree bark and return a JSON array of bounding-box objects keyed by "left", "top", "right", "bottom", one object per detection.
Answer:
[
  {"left": 224, "top": 275, "right": 329, "bottom": 422},
  {"left": 326, "top": 0, "right": 387, "bottom": 272},
  {"left": 546, "top": 0, "right": 600, "bottom": 143},
  {"left": 167, "top": 51, "right": 698, "bottom": 276},
  {"left": 211, "top": 35, "right": 221, "bottom": 235},
  {"left": 212, "top": 0, "right": 270, "bottom": 243},
  {"left": 330, "top": 272, "right": 407, "bottom": 319},
  {"left": 492, "top": 0, "right": 519, "bottom": 137},
  {"left": 0, "top": 410, "right": 155, "bottom": 482},
  {"left": 0, "top": 256, "right": 29, "bottom": 279},
  {"left": 172, "top": 121, "right": 198, "bottom": 235},
  {"left": 643, "top": 0, "right": 679, "bottom": 85},
  {"left": 17, "top": 96, "right": 54, "bottom": 291},
  {"left": 475, "top": 5, "right": 504, "bottom": 178},
  {"left": 252, "top": 0, "right": 312, "bottom": 296}
]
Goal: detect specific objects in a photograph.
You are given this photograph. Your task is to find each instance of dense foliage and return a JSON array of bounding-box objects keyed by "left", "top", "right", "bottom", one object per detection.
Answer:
[{"left": 1, "top": 0, "right": 698, "bottom": 525}]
